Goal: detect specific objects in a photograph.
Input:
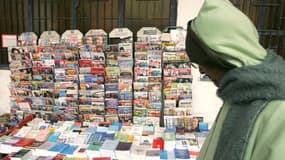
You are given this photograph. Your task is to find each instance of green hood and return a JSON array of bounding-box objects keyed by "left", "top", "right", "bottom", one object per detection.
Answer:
[{"left": 187, "top": 0, "right": 267, "bottom": 67}]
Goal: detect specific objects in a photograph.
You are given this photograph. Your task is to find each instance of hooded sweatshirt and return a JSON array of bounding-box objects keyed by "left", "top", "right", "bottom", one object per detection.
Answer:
[{"left": 186, "top": 0, "right": 285, "bottom": 160}]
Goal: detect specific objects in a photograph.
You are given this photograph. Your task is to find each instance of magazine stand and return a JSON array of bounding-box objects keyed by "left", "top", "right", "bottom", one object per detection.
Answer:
[
  {"left": 77, "top": 29, "right": 108, "bottom": 123},
  {"left": 133, "top": 27, "right": 162, "bottom": 126},
  {"left": 8, "top": 45, "right": 36, "bottom": 120},
  {"left": 105, "top": 28, "right": 133, "bottom": 123},
  {"left": 85, "top": 29, "right": 108, "bottom": 47},
  {"left": 18, "top": 32, "right": 38, "bottom": 46},
  {"left": 61, "top": 29, "right": 83, "bottom": 48},
  {"left": 38, "top": 31, "right": 60, "bottom": 46},
  {"left": 161, "top": 26, "right": 193, "bottom": 132}
]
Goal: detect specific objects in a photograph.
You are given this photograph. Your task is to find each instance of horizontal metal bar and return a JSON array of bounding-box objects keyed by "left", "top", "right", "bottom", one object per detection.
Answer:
[
  {"left": 258, "top": 30, "right": 284, "bottom": 36},
  {"left": 253, "top": 2, "right": 280, "bottom": 7}
]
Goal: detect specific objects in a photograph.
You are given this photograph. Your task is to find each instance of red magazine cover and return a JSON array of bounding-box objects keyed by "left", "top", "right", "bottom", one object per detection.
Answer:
[
  {"left": 13, "top": 138, "right": 35, "bottom": 147},
  {"left": 91, "top": 68, "right": 105, "bottom": 75},
  {"left": 93, "top": 157, "right": 111, "bottom": 160},
  {"left": 79, "top": 59, "right": 93, "bottom": 67}
]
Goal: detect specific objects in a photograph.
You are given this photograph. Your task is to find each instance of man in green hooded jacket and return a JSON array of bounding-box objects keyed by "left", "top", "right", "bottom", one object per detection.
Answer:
[{"left": 186, "top": 0, "right": 285, "bottom": 160}]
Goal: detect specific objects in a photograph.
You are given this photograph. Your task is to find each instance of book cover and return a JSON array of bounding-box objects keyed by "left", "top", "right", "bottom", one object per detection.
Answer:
[
  {"left": 130, "top": 144, "right": 149, "bottom": 160},
  {"left": 115, "top": 142, "right": 132, "bottom": 160},
  {"left": 60, "top": 144, "right": 79, "bottom": 155},
  {"left": 99, "top": 140, "right": 119, "bottom": 158},
  {"left": 174, "top": 147, "right": 190, "bottom": 159},
  {"left": 145, "top": 149, "right": 160, "bottom": 160},
  {"left": 24, "top": 141, "right": 43, "bottom": 150},
  {"left": 160, "top": 150, "right": 168, "bottom": 160},
  {"left": 92, "top": 157, "right": 111, "bottom": 160},
  {"left": 10, "top": 149, "right": 32, "bottom": 160},
  {"left": 48, "top": 143, "right": 69, "bottom": 153},
  {"left": 13, "top": 138, "right": 35, "bottom": 147}
]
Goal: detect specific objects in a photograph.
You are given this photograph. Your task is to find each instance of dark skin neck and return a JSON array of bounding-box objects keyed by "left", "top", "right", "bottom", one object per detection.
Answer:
[{"left": 199, "top": 65, "right": 226, "bottom": 87}]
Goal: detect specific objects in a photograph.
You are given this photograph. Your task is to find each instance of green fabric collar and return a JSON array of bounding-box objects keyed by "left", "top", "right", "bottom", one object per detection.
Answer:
[{"left": 214, "top": 51, "right": 285, "bottom": 160}]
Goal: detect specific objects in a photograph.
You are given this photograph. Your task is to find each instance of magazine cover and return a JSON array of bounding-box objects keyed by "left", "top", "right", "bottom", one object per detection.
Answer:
[
  {"left": 61, "top": 29, "right": 83, "bottom": 47},
  {"left": 18, "top": 32, "right": 38, "bottom": 46},
  {"left": 38, "top": 31, "right": 60, "bottom": 46}
]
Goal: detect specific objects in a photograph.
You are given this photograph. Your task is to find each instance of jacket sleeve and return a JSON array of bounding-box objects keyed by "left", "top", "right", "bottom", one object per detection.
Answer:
[{"left": 244, "top": 100, "right": 285, "bottom": 160}]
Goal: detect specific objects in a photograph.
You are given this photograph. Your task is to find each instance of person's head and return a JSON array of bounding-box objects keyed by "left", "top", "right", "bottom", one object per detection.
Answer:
[
  {"left": 186, "top": 0, "right": 267, "bottom": 87},
  {"left": 192, "top": 118, "right": 199, "bottom": 129},
  {"left": 95, "top": 36, "right": 104, "bottom": 46},
  {"left": 85, "top": 36, "right": 93, "bottom": 45}
]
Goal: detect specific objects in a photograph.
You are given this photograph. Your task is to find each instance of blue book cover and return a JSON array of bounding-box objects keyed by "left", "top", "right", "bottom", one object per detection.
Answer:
[
  {"left": 86, "top": 127, "right": 97, "bottom": 134},
  {"left": 108, "top": 122, "right": 122, "bottom": 131},
  {"left": 87, "top": 133, "right": 103, "bottom": 144},
  {"left": 48, "top": 143, "right": 69, "bottom": 152},
  {"left": 174, "top": 148, "right": 190, "bottom": 159},
  {"left": 60, "top": 145, "right": 78, "bottom": 155},
  {"left": 47, "top": 132, "right": 61, "bottom": 142},
  {"left": 160, "top": 150, "right": 168, "bottom": 160},
  {"left": 104, "top": 132, "right": 115, "bottom": 140},
  {"left": 105, "top": 84, "right": 119, "bottom": 92}
]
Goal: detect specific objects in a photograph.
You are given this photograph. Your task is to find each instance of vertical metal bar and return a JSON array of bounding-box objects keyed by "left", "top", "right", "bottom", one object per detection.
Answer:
[
  {"left": 3, "top": 0, "right": 7, "bottom": 33},
  {"left": 130, "top": 0, "right": 133, "bottom": 28},
  {"left": 153, "top": 0, "right": 156, "bottom": 26},
  {"left": 89, "top": 0, "right": 92, "bottom": 28},
  {"left": 111, "top": 0, "right": 113, "bottom": 29},
  {"left": 28, "top": 0, "right": 34, "bottom": 32},
  {"left": 57, "top": 0, "right": 60, "bottom": 32},
  {"left": 278, "top": 1, "right": 285, "bottom": 56},
  {"left": 38, "top": 0, "right": 41, "bottom": 33},
  {"left": 9, "top": 0, "right": 13, "bottom": 32},
  {"left": 169, "top": 0, "right": 178, "bottom": 26},
  {"left": 22, "top": 0, "right": 25, "bottom": 32},
  {"left": 257, "top": 0, "right": 264, "bottom": 30},
  {"left": 51, "top": 0, "right": 54, "bottom": 30},
  {"left": 104, "top": 0, "right": 106, "bottom": 29},
  {"left": 44, "top": 0, "right": 48, "bottom": 30},
  {"left": 96, "top": 0, "right": 99, "bottom": 28},
  {"left": 71, "top": 0, "right": 79, "bottom": 29},
  {"left": 15, "top": 0, "right": 19, "bottom": 34},
  {"left": 81, "top": 0, "right": 85, "bottom": 32},
  {"left": 268, "top": 3, "right": 277, "bottom": 49},
  {"left": 118, "top": 0, "right": 125, "bottom": 27},
  {"left": 63, "top": 0, "right": 66, "bottom": 30},
  {"left": 160, "top": 0, "right": 164, "bottom": 29}
]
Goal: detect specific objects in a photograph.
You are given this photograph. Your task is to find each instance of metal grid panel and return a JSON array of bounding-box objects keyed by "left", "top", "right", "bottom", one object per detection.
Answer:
[
  {"left": 231, "top": 0, "right": 285, "bottom": 57},
  {"left": 124, "top": 0, "right": 171, "bottom": 34},
  {"left": 0, "top": 0, "right": 119, "bottom": 65}
]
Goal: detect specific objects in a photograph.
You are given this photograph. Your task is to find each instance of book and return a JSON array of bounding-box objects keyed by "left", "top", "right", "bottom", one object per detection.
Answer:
[
  {"left": 10, "top": 149, "right": 32, "bottom": 160},
  {"left": 114, "top": 142, "right": 132, "bottom": 160},
  {"left": 25, "top": 129, "right": 40, "bottom": 139},
  {"left": 86, "top": 142, "right": 103, "bottom": 158},
  {"left": 99, "top": 140, "right": 119, "bottom": 158},
  {"left": 145, "top": 149, "right": 160, "bottom": 160},
  {"left": 13, "top": 126, "right": 33, "bottom": 138},
  {"left": 24, "top": 141, "right": 43, "bottom": 150},
  {"left": 46, "top": 132, "right": 61, "bottom": 142},
  {"left": 71, "top": 145, "right": 89, "bottom": 158},
  {"left": 35, "top": 142, "right": 58, "bottom": 156},
  {"left": 130, "top": 144, "right": 150, "bottom": 160},
  {"left": 13, "top": 138, "right": 35, "bottom": 147},
  {"left": 60, "top": 144, "right": 79, "bottom": 155},
  {"left": 160, "top": 150, "right": 168, "bottom": 160},
  {"left": 48, "top": 142, "right": 70, "bottom": 153},
  {"left": 92, "top": 157, "right": 111, "bottom": 160},
  {"left": 174, "top": 147, "right": 190, "bottom": 160},
  {"left": 35, "top": 129, "right": 50, "bottom": 142}
]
